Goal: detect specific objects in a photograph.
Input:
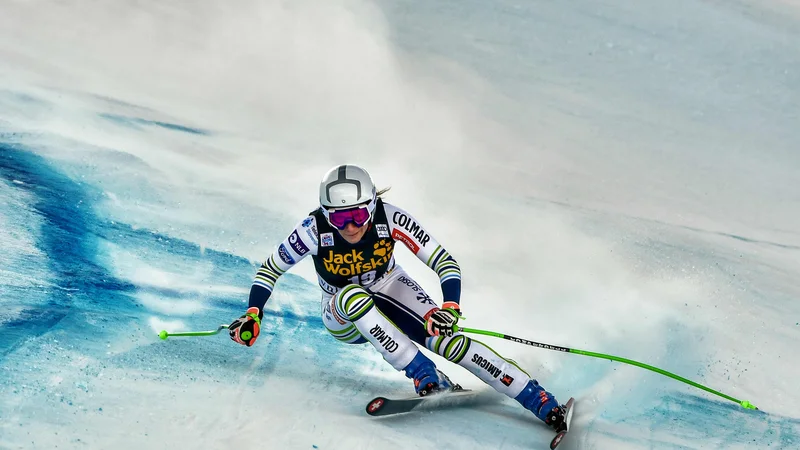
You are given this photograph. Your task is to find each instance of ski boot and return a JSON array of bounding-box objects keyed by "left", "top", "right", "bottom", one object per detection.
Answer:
[
  {"left": 403, "top": 351, "right": 453, "bottom": 397},
  {"left": 515, "top": 379, "right": 564, "bottom": 429},
  {"left": 545, "top": 404, "right": 568, "bottom": 432}
]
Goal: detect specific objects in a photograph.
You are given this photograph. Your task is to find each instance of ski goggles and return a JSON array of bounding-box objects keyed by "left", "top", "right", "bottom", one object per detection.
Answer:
[{"left": 326, "top": 205, "right": 372, "bottom": 230}]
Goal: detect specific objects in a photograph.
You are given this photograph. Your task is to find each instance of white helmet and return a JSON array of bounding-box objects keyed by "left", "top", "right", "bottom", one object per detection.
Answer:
[{"left": 319, "top": 164, "right": 377, "bottom": 223}]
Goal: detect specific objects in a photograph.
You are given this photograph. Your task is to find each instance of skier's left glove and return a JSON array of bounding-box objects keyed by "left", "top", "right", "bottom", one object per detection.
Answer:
[
  {"left": 425, "top": 302, "right": 462, "bottom": 337},
  {"left": 228, "top": 307, "right": 263, "bottom": 347}
]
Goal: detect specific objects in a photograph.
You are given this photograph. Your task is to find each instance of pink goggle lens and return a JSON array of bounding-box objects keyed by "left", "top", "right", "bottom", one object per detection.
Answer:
[{"left": 328, "top": 206, "right": 371, "bottom": 230}]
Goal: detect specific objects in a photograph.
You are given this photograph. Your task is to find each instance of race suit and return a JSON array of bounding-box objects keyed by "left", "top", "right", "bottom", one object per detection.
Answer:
[{"left": 248, "top": 198, "right": 536, "bottom": 400}]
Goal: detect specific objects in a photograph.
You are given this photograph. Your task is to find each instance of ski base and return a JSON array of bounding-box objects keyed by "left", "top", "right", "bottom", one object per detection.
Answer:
[
  {"left": 549, "top": 397, "right": 575, "bottom": 449},
  {"left": 366, "top": 386, "right": 473, "bottom": 417}
]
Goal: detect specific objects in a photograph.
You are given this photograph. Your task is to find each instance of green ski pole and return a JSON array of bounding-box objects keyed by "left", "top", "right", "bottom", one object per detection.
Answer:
[
  {"left": 158, "top": 324, "right": 229, "bottom": 340},
  {"left": 457, "top": 326, "right": 758, "bottom": 410}
]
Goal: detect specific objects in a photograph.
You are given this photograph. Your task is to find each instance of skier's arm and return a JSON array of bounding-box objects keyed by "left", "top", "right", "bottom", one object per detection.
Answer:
[
  {"left": 247, "top": 254, "right": 288, "bottom": 311},
  {"left": 230, "top": 216, "right": 319, "bottom": 346},
  {"left": 384, "top": 203, "right": 462, "bottom": 307},
  {"left": 249, "top": 217, "right": 319, "bottom": 309}
]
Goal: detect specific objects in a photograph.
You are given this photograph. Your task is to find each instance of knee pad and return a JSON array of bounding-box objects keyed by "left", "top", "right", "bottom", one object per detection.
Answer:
[
  {"left": 334, "top": 284, "right": 374, "bottom": 322},
  {"left": 426, "top": 334, "right": 471, "bottom": 363}
]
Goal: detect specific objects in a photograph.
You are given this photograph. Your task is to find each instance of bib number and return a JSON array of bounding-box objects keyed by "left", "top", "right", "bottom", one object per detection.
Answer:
[{"left": 349, "top": 270, "right": 377, "bottom": 285}]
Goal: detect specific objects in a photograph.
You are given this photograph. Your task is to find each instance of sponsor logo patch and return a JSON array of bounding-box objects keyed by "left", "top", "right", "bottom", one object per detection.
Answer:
[
  {"left": 321, "top": 232, "right": 334, "bottom": 247},
  {"left": 375, "top": 223, "right": 390, "bottom": 238},
  {"left": 397, "top": 276, "right": 420, "bottom": 292},
  {"left": 472, "top": 354, "right": 502, "bottom": 378},
  {"left": 501, "top": 374, "right": 514, "bottom": 387},
  {"left": 302, "top": 217, "right": 313, "bottom": 228},
  {"left": 305, "top": 225, "right": 319, "bottom": 245},
  {"left": 321, "top": 240, "right": 393, "bottom": 277},
  {"left": 318, "top": 278, "right": 337, "bottom": 295},
  {"left": 392, "top": 229, "right": 419, "bottom": 253},
  {"left": 278, "top": 243, "right": 295, "bottom": 264},
  {"left": 369, "top": 324, "right": 399, "bottom": 353},
  {"left": 391, "top": 211, "right": 430, "bottom": 248},
  {"left": 416, "top": 292, "right": 435, "bottom": 305},
  {"left": 288, "top": 230, "right": 309, "bottom": 256}
]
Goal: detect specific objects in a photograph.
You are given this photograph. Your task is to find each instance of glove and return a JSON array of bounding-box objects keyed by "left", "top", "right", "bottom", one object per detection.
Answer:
[
  {"left": 425, "top": 301, "right": 461, "bottom": 337},
  {"left": 228, "top": 307, "right": 263, "bottom": 347}
]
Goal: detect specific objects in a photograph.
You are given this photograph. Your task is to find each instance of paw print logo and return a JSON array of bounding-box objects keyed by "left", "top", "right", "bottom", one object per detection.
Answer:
[{"left": 373, "top": 239, "right": 392, "bottom": 257}]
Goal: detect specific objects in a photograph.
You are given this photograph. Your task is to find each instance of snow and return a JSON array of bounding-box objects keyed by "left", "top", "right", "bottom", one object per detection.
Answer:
[{"left": 1, "top": 0, "right": 799, "bottom": 449}]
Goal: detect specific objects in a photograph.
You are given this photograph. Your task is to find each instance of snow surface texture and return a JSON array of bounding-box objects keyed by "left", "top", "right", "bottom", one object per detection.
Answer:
[{"left": 1, "top": 0, "right": 799, "bottom": 449}]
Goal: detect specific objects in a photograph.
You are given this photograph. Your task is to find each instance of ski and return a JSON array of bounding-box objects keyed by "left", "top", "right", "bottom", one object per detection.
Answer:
[
  {"left": 549, "top": 397, "right": 575, "bottom": 449},
  {"left": 365, "top": 386, "right": 474, "bottom": 417}
]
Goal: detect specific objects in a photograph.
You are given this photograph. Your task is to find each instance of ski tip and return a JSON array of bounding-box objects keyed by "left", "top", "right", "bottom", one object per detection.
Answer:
[{"left": 366, "top": 397, "right": 388, "bottom": 416}]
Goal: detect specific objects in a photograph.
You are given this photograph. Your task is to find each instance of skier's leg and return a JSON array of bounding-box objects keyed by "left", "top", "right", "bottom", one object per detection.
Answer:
[
  {"left": 364, "top": 268, "right": 455, "bottom": 394},
  {"left": 327, "top": 284, "right": 447, "bottom": 395},
  {"left": 321, "top": 293, "right": 368, "bottom": 344},
  {"left": 367, "top": 268, "right": 440, "bottom": 346},
  {"left": 426, "top": 333, "right": 565, "bottom": 427}
]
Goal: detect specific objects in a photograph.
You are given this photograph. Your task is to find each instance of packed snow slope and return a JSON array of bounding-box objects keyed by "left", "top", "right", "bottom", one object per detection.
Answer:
[{"left": 1, "top": 1, "right": 799, "bottom": 449}]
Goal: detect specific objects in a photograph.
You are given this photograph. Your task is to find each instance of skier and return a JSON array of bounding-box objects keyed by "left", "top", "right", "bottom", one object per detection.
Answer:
[{"left": 228, "top": 164, "right": 567, "bottom": 430}]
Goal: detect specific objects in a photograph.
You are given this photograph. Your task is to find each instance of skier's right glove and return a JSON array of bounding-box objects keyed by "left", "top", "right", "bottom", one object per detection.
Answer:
[
  {"left": 228, "top": 307, "right": 263, "bottom": 347},
  {"left": 425, "top": 302, "right": 462, "bottom": 337}
]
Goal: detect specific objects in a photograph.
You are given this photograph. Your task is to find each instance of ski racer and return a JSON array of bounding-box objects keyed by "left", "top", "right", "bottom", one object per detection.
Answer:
[{"left": 228, "top": 164, "right": 567, "bottom": 430}]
